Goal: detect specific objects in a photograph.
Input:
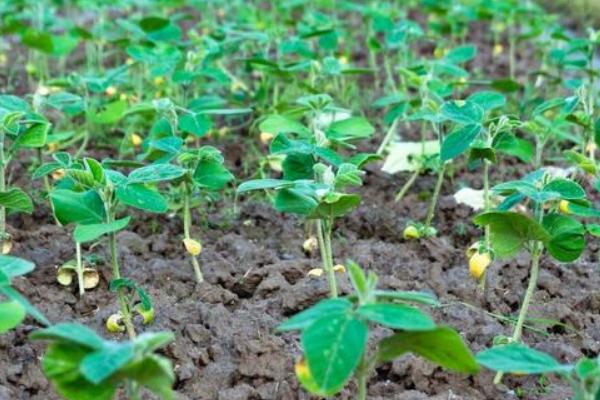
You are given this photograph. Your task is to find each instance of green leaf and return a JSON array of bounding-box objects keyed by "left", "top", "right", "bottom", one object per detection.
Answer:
[
  {"left": 357, "top": 303, "right": 435, "bottom": 331},
  {"left": 0, "top": 301, "right": 25, "bottom": 333},
  {"left": 42, "top": 343, "right": 117, "bottom": 400},
  {"left": 88, "top": 100, "right": 127, "bottom": 125},
  {"left": 278, "top": 298, "right": 352, "bottom": 331},
  {"left": 441, "top": 101, "right": 484, "bottom": 124},
  {"left": 274, "top": 187, "right": 319, "bottom": 215},
  {"left": 121, "top": 354, "right": 175, "bottom": 400},
  {"left": 116, "top": 184, "right": 168, "bottom": 213},
  {"left": 302, "top": 315, "right": 368, "bottom": 396},
  {"left": 178, "top": 113, "right": 212, "bottom": 137},
  {"left": 50, "top": 189, "right": 105, "bottom": 225},
  {"left": 490, "top": 78, "right": 522, "bottom": 93},
  {"left": 14, "top": 122, "right": 49, "bottom": 148},
  {"left": 74, "top": 217, "right": 131, "bottom": 243},
  {"left": 473, "top": 212, "right": 550, "bottom": 258},
  {"left": 31, "top": 323, "right": 105, "bottom": 350},
  {"left": 311, "top": 193, "right": 361, "bottom": 218},
  {"left": 440, "top": 124, "right": 482, "bottom": 161},
  {"left": 377, "top": 327, "right": 480, "bottom": 373},
  {"left": 22, "top": 30, "right": 54, "bottom": 53},
  {"left": 543, "top": 213, "right": 585, "bottom": 262},
  {"left": 542, "top": 179, "right": 585, "bottom": 200},
  {"left": 81, "top": 343, "right": 135, "bottom": 384},
  {"left": 326, "top": 117, "right": 375, "bottom": 142},
  {"left": 236, "top": 179, "right": 294, "bottom": 194},
  {"left": 128, "top": 164, "right": 186, "bottom": 184},
  {"left": 0, "top": 188, "right": 33, "bottom": 213},
  {"left": 0, "top": 286, "right": 49, "bottom": 326},
  {"left": 260, "top": 115, "right": 311, "bottom": 137},
  {"left": 467, "top": 91, "right": 506, "bottom": 112},
  {"left": 476, "top": 344, "right": 566, "bottom": 374},
  {"left": 372, "top": 290, "right": 441, "bottom": 306},
  {"left": 193, "top": 159, "right": 234, "bottom": 190},
  {"left": 444, "top": 44, "right": 477, "bottom": 64},
  {"left": 347, "top": 261, "right": 368, "bottom": 298},
  {"left": 0, "top": 255, "right": 35, "bottom": 280}
]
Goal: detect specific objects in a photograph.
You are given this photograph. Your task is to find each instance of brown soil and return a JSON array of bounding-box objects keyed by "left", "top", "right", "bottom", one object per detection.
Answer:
[{"left": 0, "top": 150, "right": 598, "bottom": 400}]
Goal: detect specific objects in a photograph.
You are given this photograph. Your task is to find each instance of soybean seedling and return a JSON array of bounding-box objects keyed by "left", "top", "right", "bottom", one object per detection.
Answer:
[
  {"left": 31, "top": 322, "right": 175, "bottom": 400},
  {"left": 238, "top": 94, "right": 377, "bottom": 298},
  {"left": 278, "top": 261, "right": 479, "bottom": 399},
  {"left": 43, "top": 156, "right": 186, "bottom": 338},
  {"left": 0, "top": 95, "right": 51, "bottom": 253},
  {"left": 477, "top": 343, "right": 599, "bottom": 399},
  {"left": 474, "top": 169, "right": 598, "bottom": 384},
  {"left": 0, "top": 255, "right": 49, "bottom": 333}
]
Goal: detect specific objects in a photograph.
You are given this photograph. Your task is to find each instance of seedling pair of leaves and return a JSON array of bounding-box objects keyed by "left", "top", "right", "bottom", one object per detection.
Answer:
[
  {"left": 477, "top": 343, "right": 600, "bottom": 399},
  {"left": 278, "top": 261, "right": 479, "bottom": 398},
  {"left": 0, "top": 255, "right": 49, "bottom": 333},
  {"left": 238, "top": 94, "right": 377, "bottom": 297},
  {"left": 36, "top": 153, "right": 187, "bottom": 336},
  {"left": 31, "top": 323, "right": 175, "bottom": 400},
  {"left": 140, "top": 115, "right": 235, "bottom": 282}
]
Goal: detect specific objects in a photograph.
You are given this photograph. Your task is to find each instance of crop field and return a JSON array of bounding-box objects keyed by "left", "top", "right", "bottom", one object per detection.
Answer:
[{"left": 1, "top": 0, "right": 600, "bottom": 399}]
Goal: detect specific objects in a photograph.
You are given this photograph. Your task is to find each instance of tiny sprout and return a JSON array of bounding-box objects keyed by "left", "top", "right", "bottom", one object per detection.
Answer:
[
  {"left": 130, "top": 133, "right": 143, "bottom": 147},
  {"left": 332, "top": 264, "right": 346, "bottom": 273},
  {"left": 57, "top": 262, "right": 76, "bottom": 286},
  {"left": 1, "top": 238, "right": 12, "bottom": 255},
  {"left": 403, "top": 225, "right": 420, "bottom": 240},
  {"left": 183, "top": 238, "right": 202, "bottom": 257},
  {"left": 307, "top": 268, "right": 324, "bottom": 277},
  {"left": 153, "top": 76, "right": 165, "bottom": 86},
  {"left": 559, "top": 199, "right": 570, "bottom": 214},
  {"left": 106, "top": 313, "right": 125, "bottom": 333}
]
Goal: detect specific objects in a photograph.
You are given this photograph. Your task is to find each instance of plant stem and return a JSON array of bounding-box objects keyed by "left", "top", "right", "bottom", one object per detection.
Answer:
[
  {"left": 105, "top": 198, "right": 136, "bottom": 339},
  {"left": 493, "top": 242, "right": 542, "bottom": 384},
  {"left": 395, "top": 169, "right": 419, "bottom": 203},
  {"left": 182, "top": 184, "right": 203, "bottom": 283},
  {"left": 0, "top": 128, "right": 6, "bottom": 252},
  {"left": 357, "top": 371, "right": 367, "bottom": 400},
  {"left": 317, "top": 218, "right": 337, "bottom": 298},
  {"left": 376, "top": 118, "right": 400, "bottom": 156},
  {"left": 76, "top": 241, "right": 85, "bottom": 297},
  {"left": 424, "top": 163, "right": 446, "bottom": 228},
  {"left": 480, "top": 161, "right": 491, "bottom": 290}
]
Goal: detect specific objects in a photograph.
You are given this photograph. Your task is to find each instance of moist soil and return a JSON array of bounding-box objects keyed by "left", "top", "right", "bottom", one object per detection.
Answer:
[{"left": 0, "top": 145, "right": 599, "bottom": 400}]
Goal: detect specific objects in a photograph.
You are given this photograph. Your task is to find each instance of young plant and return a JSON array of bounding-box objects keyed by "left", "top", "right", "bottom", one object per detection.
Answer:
[
  {"left": 31, "top": 322, "right": 175, "bottom": 400},
  {"left": 278, "top": 261, "right": 479, "bottom": 399},
  {"left": 0, "top": 95, "right": 51, "bottom": 253},
  {"left": 477, "top": 343, "right": 599, "bottom": 400},
  {"left": 39, "top": 156, "right": 185, "bottom": 338},
  {"left": 0, "top": 255, "right": 49, "bottom": 333},
  {"left": 474, "top": 169, "right": 598, "bottom": 383},
  {"left": 238, "top": 94, "right": 376, "bottom": 298}
]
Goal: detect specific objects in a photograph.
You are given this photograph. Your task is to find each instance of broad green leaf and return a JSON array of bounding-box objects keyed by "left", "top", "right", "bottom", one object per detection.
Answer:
[
  {"left": 444, "top": 44, "right": 477, "bottom": 64},
  {"left": 0, "top": 300, "right": 25, "bottom": 333},
  {"left": 543, "top": 213, "right": 585, "bottom": 262},
  {"left": 467, "top": 91, "right": 506, "bottom": 112},
  {"left": 81, "top": 343, "right": 135, "bottom": 384},
  {"left": 357, "top": 303, "right": 435, "bottom": 331},
  {"left": 440, "top": 124, "right": 481, "bottom": 161},
  {"left": 377, "top": 327, "right": 480, "bottom": 373},
  {"left": 372, "top": 290, "right": 441, "bottom": 306},
  {"left": 542, "top": 179, "right": 585, "bottom": 200},
  {"left": 491, "top": 78, "right": 522, "bottom": 93},
  {"left": 476, "top": 344, "right": 566, "bottom": 374},
  {"left": 0, "top": 188, "right": 33, "bottom": 213},
  {"left": 33, "top": 162, "right": 63, "bottom": 179},
  {"left": 282, "top": 152, "right": 315, "bottom": 180},
  {"left": 302, "top": 315, "right": 368, "bottom": 396},
  {"left": 473, "top": 212, "right": 550, "bottom": 258},
  {"left": 178, "top": 113, "right": 212, "bottom": 137},
  {"left": 236, "top": 179, "right": 294, "bottom": 194},
  {"left": 14, "top": 122, "right": 49, "bottom": 148},
  {"left": 116, "top": 184, "right": 168, "bottom": 213},
  {"left": 193, "top": 159, "right": 234, "bottom": 190},
  {"left": 50, "top": 190, "right": 105, "bottom": 225},
  {"left": 278, "top": 298, "right": 352, "bottom": 331},
  {"left": 31, "top": 323, "right": 105, "bottom": 350},
  {"left": 74, "top": 217, "right": 131, "bottom": 243},
  {"left": 347, "top": 261, "right": 368, "bottom": 298},
  {"left": 121, "top": 354, "right": 175, "bottom": 400},
  {"left": 1, "top": 286, "right": 49, "bottom": 326},
  {"left": 441, "top": 101, "right": 483, "bottom": 124},
  {"left": 42, "top": 343, "right": 116, "bottom": 400},
  {"left": 22, "top": 30, "right": 54, "bottom": 53},
  {"left": 326, "top": 117, "right": 375, "bottom": 142},
  {"left": 274, "top": 188, "right": 319, "bottom": 215},
  {"left": 311, "top": 193, "right": 361, "bottom": 218},
  {"left": 260, "top": 115, "right": 311, "bottom": 137},
  {"left": 132, "top": 332, "right": 175, "bottom": 354},
  {"left": 88, "top": 100, "right": 127, "bottom": 125},
  {"left": 0, "top": 255, "right": 35, "bottom": 279},
  {"left": 127, "top": 164, "right": 186, "bottom": 184},
  {"left": 494, "top": 133, "right": 533, "bottom": 163}
]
